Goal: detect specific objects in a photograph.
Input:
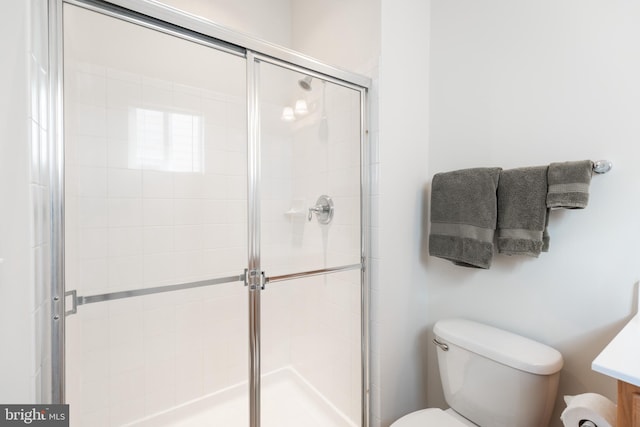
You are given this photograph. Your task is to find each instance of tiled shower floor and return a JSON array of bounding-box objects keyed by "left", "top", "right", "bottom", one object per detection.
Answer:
[{"left": 126, "top": 367, "right": 356, "bottom": 427}]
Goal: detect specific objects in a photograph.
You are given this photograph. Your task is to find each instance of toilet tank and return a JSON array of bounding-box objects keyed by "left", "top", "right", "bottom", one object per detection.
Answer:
[{"left": 434, "top": 319, "right": 563, "bottom": 427}]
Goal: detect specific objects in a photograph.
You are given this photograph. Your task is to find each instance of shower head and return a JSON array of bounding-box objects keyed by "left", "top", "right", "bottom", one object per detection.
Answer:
[{"left": 298, "top": 76, "right": 313, "bottom": 91}]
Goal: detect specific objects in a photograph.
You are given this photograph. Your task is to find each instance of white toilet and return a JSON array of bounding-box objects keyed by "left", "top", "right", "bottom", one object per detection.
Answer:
[{"left": 392, "top": 318, "right": 564, "bottom": 427}]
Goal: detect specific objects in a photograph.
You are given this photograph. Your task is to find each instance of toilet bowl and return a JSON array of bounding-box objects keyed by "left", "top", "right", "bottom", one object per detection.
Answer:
[{"left": 390, "top": 319, "right": 564, "bottom": 427}]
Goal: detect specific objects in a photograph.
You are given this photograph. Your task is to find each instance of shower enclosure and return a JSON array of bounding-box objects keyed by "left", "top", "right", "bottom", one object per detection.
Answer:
[{"left": 51, "top": 1, "right": 369, "bottom": 426}]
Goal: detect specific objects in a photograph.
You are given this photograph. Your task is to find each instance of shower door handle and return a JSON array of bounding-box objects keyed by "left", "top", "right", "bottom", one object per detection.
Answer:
[{"left": 307, "top": 195, "right": 334, "bottom": 224}]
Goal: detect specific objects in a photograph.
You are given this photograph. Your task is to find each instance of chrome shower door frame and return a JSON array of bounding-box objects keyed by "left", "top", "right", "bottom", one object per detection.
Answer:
[{"left": 49, "top": 1, "right": 371, "bottom": 426}]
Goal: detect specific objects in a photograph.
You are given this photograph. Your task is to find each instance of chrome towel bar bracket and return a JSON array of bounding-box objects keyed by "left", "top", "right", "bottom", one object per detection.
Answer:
[{"left": 592, "top": 160, "right": 612, "bottom": 174}]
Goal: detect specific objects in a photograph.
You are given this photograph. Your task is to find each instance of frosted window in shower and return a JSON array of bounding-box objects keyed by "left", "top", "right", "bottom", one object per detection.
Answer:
[{"left": 129, "top": 108, "right": 204, "bottom": 173}]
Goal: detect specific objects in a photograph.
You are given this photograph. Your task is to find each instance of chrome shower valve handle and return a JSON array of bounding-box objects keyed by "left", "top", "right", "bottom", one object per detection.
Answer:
[
  {"left": 307, "top": 195, "right": 334, "bottom": 224},
  {"left": 308, "top": 205, "right": 324, "bottom": 221}
]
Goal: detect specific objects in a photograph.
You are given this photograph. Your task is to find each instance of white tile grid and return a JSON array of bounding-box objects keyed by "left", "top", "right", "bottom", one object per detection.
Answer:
[
  {"left": 65, "top": 66, "right": 251, "bottom": 425},
  {"left": 72, "top": 282, "right": 251, "bottom": 425},
  {"left": 260, "top": 128, "right": 297, "bottom": 276},
  {"left": 67, "top": 63, "right": 364, "bottom": 425},
  {"left": 69, "top": 78, "right": 248, "bottom": 282},
  {"left": 283, "top": 84, "right": 363, "bottom": 424}
]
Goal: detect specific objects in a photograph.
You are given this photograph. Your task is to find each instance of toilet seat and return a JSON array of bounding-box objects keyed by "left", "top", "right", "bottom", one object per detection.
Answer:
[{"left": 391, "top": 408, "right": 471, "bottom": 427}]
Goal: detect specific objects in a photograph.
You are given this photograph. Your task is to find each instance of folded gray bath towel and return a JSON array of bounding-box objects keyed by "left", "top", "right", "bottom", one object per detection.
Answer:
[
  {"left": 497, "top": 166, "right": 549, "bottom": 257},
  {"left": 546, "top": 160, "right": 593, "bottom": 209},
  {"left": 429, "top": 167, "right": 502, "bottom": 269}
]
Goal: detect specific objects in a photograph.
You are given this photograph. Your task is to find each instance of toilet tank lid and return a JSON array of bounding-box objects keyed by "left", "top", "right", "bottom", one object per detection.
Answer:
[{"left": 434, "top": 319, "right": 564, "bottom": 375}]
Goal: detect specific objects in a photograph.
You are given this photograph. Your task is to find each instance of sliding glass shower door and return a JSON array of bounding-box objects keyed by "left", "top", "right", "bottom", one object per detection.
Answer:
[
  {"left": 257, "top": 61, "right": 364, "bottom": 426},
  {"left": 63, "top": 4, "right": 249, "bottom": 425},
  {"left": 59, "top": 2, "right": 367, "bottom": 427}
]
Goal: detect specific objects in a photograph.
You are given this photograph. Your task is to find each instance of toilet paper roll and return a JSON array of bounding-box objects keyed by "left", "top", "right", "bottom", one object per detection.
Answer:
[{"left": 560, "top": 393, "right": 617, "bottom": 427}]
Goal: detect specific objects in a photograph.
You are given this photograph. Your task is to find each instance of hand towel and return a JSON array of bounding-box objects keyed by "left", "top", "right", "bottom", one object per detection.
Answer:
[
  {"left": 546, "top": 160, "right": 593, "bottom": 209},
  {"left": 429, "top": 167, "right": 502, "bottom": 269},
  {"left": 497, "top": 166, "right": 549, "bottom": 257}
]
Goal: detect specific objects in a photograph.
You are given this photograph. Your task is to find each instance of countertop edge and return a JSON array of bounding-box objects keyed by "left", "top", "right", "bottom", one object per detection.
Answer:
[{"left": 592, "top": 313, "right": 640, "bottom": 388}]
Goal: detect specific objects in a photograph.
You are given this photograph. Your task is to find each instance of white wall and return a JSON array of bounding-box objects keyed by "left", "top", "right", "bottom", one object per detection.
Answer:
[
  {"left": 157, "top": 0, "right": 292, "bottom": 47},
  {"left": 377, "top": 2, "right": 431, "bottom": 426},
  {"left": 294, "top": 2, "right": 640, "bottom": 427},
  {"left": 428, "top": 1, "right": 640, "bottom": 426},
  {"left": 0, "top": 0, "right": 32, "bottom": 403},
  {"left": 0, "top": 0, "right": 51, "bottom": 404},
  {"left": 291, "top": 0, "right": 380, "bottom": 74}
]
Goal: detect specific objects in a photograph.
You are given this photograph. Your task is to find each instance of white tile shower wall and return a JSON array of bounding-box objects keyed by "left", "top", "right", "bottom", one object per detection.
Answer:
[
  {"left": 260, "top": 101, "right": 295, "bottom": 276},
  {"left": 259, "top": 97, "right": 297, "bottom": 379},
  {"left": 63, "top": 6, "right": 366, "bottom": 426},
  {"left": 257, "top": 71, "right": 363, "bottom": 423},
  {"left": 286, "top": 83, "right": 363, "bottom": 422},
  {"left": 64, "top": 60, "right": 250, "bottom": 425},
  {"left": 287, "top": 272, "right": 361, "bottom": 422},
  {"left": 289, "top": 84, "right": 362, "bottom": 269}
]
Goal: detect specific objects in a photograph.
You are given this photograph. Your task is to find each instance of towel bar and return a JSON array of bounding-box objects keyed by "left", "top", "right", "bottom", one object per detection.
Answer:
[{"left": 592, "top": 160, "right": 612, "bottom": 174}]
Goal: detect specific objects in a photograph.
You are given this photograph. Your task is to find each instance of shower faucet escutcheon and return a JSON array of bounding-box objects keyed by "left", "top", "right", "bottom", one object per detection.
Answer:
[{"left": 308, "top": 195, "right": 334, "bottom": 224}]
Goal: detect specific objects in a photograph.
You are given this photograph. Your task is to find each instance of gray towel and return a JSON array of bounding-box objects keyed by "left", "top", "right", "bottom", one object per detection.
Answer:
[
  {"left": 429, "top": 167, "right": 502, "bottom": 269},
  {"left": 546, "top": 160, "right": 593, "bottom": 209},
  {"left": 497, "top": 166, "right": 549, "bottom": 257}
]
